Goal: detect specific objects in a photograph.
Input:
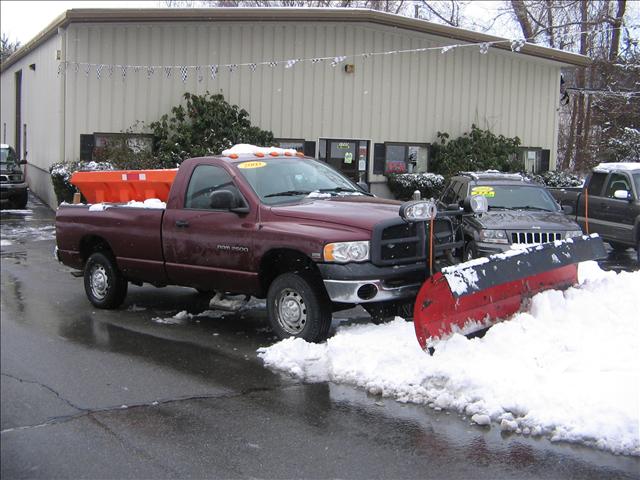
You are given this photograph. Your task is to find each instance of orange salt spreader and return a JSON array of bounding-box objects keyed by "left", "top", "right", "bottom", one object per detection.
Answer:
[{"left": 70, "top": 169, "right": 178, "bottom": 204}]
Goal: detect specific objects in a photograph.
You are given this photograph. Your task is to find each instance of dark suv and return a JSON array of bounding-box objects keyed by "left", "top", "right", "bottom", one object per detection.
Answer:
[
  {"left": 438, "top": 171, "right": 583, "bottom": 259},
  {"left": 1, "top": 144, "right": 28, "bottom": 209}
]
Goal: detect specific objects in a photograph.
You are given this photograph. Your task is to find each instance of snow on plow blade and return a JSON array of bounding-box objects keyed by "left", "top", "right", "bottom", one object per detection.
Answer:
[{"left": 414, "top": 235, "right": 607, "bottom": 350}]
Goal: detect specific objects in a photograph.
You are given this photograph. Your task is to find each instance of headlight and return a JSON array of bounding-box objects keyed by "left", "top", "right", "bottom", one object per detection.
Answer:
[
  {"left": 479, "top": 229, "right": 509, "bottom": 244},
  {"left": 323, "top": 241, "right": 370, "bottom": 263},
  {"left": 565, "top": 230, "right": 583, "bottom": 239},
  {"left": 399, "top": 200, "right": 437, "bottom": 222}
]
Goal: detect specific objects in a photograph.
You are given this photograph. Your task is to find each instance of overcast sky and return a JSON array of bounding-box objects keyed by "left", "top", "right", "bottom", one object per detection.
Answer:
[{"left": 1, "top": 0, "right": 638, "bottom": 47}]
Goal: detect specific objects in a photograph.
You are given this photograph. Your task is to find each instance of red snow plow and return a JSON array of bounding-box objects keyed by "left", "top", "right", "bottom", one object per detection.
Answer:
[{"left": 399, "top": 200, "right": 607, "bottom": 351}]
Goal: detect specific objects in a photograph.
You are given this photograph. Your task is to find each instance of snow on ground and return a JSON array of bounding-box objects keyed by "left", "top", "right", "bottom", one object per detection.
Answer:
[
  {"left": 151, "top": 309, "right": 226, "bottom": 324},
  {"left": 258, "top": 262, "right": 640, "bottom": 456},
  {"left": 1, "top": 239, "right": 12, "bottom": 246},
  {"left": 0, "top": 224, "right": 56, "bottom": 242}
]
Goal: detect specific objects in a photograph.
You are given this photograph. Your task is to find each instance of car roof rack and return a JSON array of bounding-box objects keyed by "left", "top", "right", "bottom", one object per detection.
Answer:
[{"left": 458, "top": 171, "right": 526, "bottom": 181}]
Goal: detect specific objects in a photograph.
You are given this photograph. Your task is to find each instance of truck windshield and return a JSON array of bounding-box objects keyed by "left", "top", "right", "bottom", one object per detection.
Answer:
[
  {"left": 471, "top": 184, "right": 560, "bottom": 212},
  {"left": 0, "top": 147, "right": 20, "bottom": 172},
  {"left": 634, "top": 173, "right": 640, "bottom": 197},
  {"left": 236, "top": 157, "right": 364, "bottom": 205}
]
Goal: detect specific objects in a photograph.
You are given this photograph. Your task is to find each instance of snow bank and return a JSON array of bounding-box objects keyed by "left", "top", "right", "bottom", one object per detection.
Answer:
[{"left": 258, "top": 262, "right": 640, "bottom": 456}]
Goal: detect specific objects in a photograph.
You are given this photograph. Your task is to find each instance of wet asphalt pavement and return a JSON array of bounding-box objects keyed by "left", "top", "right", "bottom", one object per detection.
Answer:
[{"left": 1, "top": 195, "right": 639, "bottom": 479}]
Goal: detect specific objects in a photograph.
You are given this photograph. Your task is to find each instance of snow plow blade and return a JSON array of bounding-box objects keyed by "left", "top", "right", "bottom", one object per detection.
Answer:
[{"left": 414, "top": 235, "right": 607, "bottom": 350}]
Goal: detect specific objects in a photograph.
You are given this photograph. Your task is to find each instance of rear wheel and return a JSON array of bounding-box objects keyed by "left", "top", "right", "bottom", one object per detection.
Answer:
[
  {"left": 267, "top": 272, "right": 332, "bottom": 342},
  {"left": 84, "top": 252, "right": 128, "bottom": 309},
  {"left": 12, "top": 190, "right": 28, "bottom": 209}
]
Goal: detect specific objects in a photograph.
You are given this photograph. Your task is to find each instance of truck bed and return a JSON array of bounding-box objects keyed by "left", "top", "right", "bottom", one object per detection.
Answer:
[{"left": 56, "top": 204, "right": 167, "bottom": 284}]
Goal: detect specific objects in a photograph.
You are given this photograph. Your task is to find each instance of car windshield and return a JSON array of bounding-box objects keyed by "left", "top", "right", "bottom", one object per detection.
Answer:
[
  {"left": 634, "top": 173, "right": 640, "bottom": 197},
  {"left": 470, "top": 184, "right": 560, "bottom": 212},
  {"left": 235, "top": 157, "right": 364, "bottom": 205}
]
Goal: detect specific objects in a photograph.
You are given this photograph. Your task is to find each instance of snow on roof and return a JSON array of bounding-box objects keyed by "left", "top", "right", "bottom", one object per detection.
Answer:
[
  {"left": 593, "top": 162, "right": 640, "bottom": 173},
  {"left": 0, "top": 144, "right": 9, "bottom": 149},
  {"left": 222, "top": 144, "right": 298, "bottom": 157}
]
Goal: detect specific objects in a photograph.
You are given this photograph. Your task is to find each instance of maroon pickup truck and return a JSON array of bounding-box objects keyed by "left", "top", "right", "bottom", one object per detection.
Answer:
[{"left": 56, "top": 151, "right": 466, "bottom": 342}]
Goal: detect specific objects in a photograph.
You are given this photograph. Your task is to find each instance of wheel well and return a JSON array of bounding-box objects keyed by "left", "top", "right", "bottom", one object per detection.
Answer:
[
  {"left": 259, "top": 249, "right": 321, "bottom": 296},
  {"left": 79, "top": 235, "right": 114, "bottom": 265}
]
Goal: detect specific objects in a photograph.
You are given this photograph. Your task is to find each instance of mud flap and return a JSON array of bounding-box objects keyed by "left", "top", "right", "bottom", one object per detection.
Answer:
[{"left": 413, "top": 235, "right": 607, "bottom": 350}]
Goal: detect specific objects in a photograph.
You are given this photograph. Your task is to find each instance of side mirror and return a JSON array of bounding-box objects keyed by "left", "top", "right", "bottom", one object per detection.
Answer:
[
  {"left": 613, "top": 190, "right": 632, "bottom": 201},
  {"left": 562, "top": 204, "right": 574, "bottom": 215},
  {"left": 209, "top": 190, "right": 234, "bottom": 210}
]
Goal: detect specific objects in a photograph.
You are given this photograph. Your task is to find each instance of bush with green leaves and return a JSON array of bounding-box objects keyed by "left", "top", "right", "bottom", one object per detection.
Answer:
[
  {"left": 386, "top": 173, "right": 445, "bottom": 201},
  {"left": 430, "top": 125, "right": 522, "bottom": 177},
  {"left": 149, "top": 92, "right": 275, "bottom": 167}
]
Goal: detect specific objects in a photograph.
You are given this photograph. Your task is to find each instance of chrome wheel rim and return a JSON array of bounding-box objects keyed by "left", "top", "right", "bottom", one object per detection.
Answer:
[
  {"left": 90, "top": 265, "right": 109, "bottom": 300},
  {"left": 276, "top": 289, "right": 307, "bottom": 335}
]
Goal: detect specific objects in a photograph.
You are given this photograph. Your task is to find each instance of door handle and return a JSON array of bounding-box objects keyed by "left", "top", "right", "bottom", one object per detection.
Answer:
[{"left": 175, "top": 220, "right": 190, "bottom": 228}]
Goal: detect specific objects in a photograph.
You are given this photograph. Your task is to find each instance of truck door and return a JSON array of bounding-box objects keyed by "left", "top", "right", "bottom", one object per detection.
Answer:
[{"left": 162, "top": 163, "right": 259, "bottom": 293}]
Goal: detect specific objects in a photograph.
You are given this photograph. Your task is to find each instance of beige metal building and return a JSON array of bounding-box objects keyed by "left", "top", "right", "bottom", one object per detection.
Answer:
[{"left": 0, "top": 8, "right": 589, "bottom": 208}]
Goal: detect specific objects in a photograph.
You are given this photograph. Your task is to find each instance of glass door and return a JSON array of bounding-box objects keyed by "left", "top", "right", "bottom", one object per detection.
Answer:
[{"left": 318, "top": 139, "right": 369, "bottom": 184}]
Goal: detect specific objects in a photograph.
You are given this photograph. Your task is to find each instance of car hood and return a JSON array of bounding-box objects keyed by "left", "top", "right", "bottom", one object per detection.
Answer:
[
  {"left": 473, "top": 210, "right": 579, "bottom": 230},
  {"left": 270, "top": 196, "right": 402, "bottom": 231}
]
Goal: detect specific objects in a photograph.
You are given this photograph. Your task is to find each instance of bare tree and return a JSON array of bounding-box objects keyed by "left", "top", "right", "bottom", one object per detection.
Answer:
[{"left": 0, "top": 33, "right": 20, "bottom": 64}]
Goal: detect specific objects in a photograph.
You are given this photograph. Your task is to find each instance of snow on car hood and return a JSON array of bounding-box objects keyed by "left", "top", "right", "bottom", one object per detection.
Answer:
[{"left": 270, "top": 196, "right": 402, "bottom": 231}]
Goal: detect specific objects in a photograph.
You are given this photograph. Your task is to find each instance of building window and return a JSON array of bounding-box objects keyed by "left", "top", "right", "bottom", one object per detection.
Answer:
[
  {"left": 81, "top": 132, "right": 154, "bottom": 162},
  {"left": 519, "top": 148, "right": 550, "bottom": 173},
  {"left": 384, "top": 143, "right": 429, "bottom": 174}
]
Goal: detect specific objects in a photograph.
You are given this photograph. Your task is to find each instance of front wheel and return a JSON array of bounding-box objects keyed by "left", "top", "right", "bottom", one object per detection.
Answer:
[
  {"left": 267, "top": 272, "right": 332, "bottom": 343},
  {"left": 464, "top": 241, "right": 478, "bottom": 262},
  {"left": 84, "top": 252, "right": 128, "bottom": 309}
]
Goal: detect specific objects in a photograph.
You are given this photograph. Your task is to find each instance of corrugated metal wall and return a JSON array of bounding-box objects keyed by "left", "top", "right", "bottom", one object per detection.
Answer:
[
  {"left": 63, "top": 21, "right": 561, "bottom": 168},
  {"left": 0, "top": 35, "right": 62, "bottom": 207},
  {"left": 2, "top": 19, "right": 562, "bottom": 206}
]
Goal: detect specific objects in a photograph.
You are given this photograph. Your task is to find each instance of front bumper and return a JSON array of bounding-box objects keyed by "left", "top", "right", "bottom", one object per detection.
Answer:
[
  {"left": 317, "top": 261, "right": 427, "bottom": 304},
  {"left": 0, "top": 182, "right": 28, "bottom": 201}
]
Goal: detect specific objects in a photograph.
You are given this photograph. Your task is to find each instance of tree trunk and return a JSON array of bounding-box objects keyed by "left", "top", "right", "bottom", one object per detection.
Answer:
[
  {"left": 609, "top": 0, "right": 626, "bottom": 61},
  {"left": 511, "top": 1, "right": 534, "bottom": 39}
]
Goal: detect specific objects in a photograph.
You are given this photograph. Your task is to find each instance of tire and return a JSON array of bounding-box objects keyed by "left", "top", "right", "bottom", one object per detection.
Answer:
[
  {"left": 12, "top": 190, "right": 28, "bottom": 209},
  {"left": 84, "top": 252, "right": 128, "bottom": 309},
  {"left": 464, "top": 241, "right": 478, "bottom": 262},
  {"left": 267, "top": 272, "right": 332, "bottom": 343},
  {"left": 609, "top": 241, "right": 629, "bottom": 252}
]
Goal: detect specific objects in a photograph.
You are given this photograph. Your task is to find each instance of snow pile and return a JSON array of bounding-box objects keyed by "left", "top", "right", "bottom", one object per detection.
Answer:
[
  {"left": 258, "top": 262, "right": 640, "bottom": 456},
  {"left": 152, "top": 309, "right": 225, "bottom": 324},
  {"left": 222, "top": 144, "right": 298, "bottom": 157}
]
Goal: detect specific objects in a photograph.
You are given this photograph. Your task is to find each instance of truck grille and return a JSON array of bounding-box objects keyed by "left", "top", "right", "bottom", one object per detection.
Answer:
[
  {"left": 371, "top": 218, "right": 457, "bottom": 266},
  {"left": 510, "top": 231, "right": 564, "bottom": 245}
]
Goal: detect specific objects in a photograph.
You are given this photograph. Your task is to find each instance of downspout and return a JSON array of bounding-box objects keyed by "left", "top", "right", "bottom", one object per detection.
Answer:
[{"left": 58, "top": 26, "right": 67, "bottom": 166}]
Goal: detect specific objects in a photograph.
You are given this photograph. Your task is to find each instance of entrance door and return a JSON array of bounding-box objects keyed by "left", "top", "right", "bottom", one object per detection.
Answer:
[{"left": 319, "top": 139, "right": 369, "bottom": 184}]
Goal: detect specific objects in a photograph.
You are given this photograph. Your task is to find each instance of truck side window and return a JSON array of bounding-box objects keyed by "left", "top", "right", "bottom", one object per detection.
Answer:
[
  {"left": 185, "top": 165, "right": 238, "bottom": 210},
  {"left": 587, "top": 172, "right": 607, "bottom": 196},
  {"left": 441, "top": 182, "right": 458, "bottom": 205},
  {"left": 604, "top": 173, "right": 631, "bottom": 198},
  {"left": 454, "top": 181, "right": 468, "bottom": 202}
]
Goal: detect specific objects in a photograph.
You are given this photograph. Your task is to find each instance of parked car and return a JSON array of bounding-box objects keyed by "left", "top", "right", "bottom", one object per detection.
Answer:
[
  {"left": 56, "top": 148, "right": 482, "bottom": 342},
  {"left": 0, "top": 144, "right": 28, "bottom": 209},
  {"left": 438, "top": 171, "right": 583, "bottom": 260},
  {"left": 550, "top": 163, "right": 639, "bottom": 260}
]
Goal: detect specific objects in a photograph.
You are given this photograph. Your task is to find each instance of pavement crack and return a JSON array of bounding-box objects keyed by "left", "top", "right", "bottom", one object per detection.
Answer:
[
  {"left": 1, "top": 383, "right": 295, "bottom": 435},
  {"left": 1, "top": 372, "right": 87, "bottom": 412}
]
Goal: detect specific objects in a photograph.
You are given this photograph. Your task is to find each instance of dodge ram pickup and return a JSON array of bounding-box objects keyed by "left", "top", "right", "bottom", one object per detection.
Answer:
[
  {"left": 56, "top": 147, "right": 473, "bottom": 342},
  {"left": 437, "top": 171, "right": 583, "bottom": 260},
  {"left": 550, "top": 162, "right": 640, "bottom": 260}
]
